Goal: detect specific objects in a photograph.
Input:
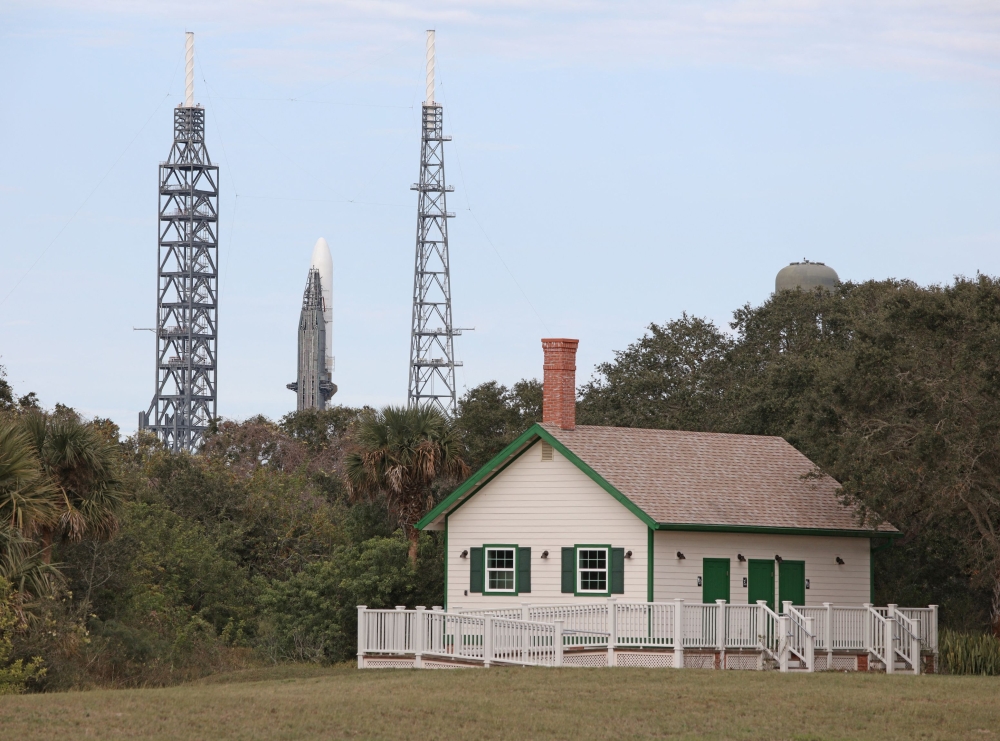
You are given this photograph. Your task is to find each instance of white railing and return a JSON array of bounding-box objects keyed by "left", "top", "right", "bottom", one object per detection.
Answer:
[
  {"left": 359, "top": 601, "right": 936, "bottom": 672},
  {"left": 615, "top": 600, "right": 675, "bottom": 647},
  {"left": 786, "top": 604, "right": 816, "bottom": 672},
  {"left": 889, "top": 606, "right": 921, "bottom": 675},
  {"left": 867, "top": 605, "right": 891, "bottom": 672}
]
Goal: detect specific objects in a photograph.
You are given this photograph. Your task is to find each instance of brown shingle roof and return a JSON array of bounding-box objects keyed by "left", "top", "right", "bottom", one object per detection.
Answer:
[{"left": 542, "top": 424, "right": 896, "bottom": 533}]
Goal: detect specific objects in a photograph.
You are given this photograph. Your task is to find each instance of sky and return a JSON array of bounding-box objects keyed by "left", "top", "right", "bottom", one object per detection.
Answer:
[{"left": 1, "top": 1, "right": 999, "bottom": 433}]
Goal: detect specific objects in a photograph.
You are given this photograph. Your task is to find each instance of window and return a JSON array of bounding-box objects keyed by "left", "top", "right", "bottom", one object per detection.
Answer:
[
  {"left": 486, "top": 548, "right": 516, "bottom": 592},
  {"left": 577, "top": 548, "right": 609, "bottom": 593}
]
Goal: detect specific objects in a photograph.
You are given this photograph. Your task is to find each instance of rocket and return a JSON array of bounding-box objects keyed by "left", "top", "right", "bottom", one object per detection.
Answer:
[{"left": 310, "top": 237, "right": 334, "bottom": 377}]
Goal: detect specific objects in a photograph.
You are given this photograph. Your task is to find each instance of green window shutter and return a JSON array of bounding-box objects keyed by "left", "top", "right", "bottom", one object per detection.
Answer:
[
  {"left": 561, "top": 547, "right": 575, "bottom": 593},
  {"left": 611, "top": 548, "right": 625, "bottom": 594},
  {"left": 470, "top": 547, "right": 483, "bottom": 593},
  {"left": 517, "top": 547, "right": 531, "bottom": 593}
]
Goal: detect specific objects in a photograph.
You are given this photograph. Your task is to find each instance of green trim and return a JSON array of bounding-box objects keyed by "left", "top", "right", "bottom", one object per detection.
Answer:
[
  {"left": 482, "top": 544, "right": 520, "bottom": 597},
  {"left": 574, "top": 544, "right": 612, "bottom": 597},
  {"left": 655, "top": 522, "right": 900, "bottom": 538},
  {"left": 416, "top": 427, "right": 543, "bottom": 530},
  {"left": 443, "top": 514, "right": 449, "bottom": 611},
  {"left": 647, "top": 527, "right": 654, "bottom": 603}
]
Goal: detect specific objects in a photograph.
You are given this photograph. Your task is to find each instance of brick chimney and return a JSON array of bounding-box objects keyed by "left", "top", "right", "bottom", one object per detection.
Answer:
[{"left": 541, "top": 338, "right": 579, "bottom": 430}]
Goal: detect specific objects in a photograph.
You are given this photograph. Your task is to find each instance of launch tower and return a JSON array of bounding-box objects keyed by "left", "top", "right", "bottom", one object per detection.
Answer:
[
  {"left": 140, "top": 32, "right": 220, "bottom": 451},
  {"left": 407, "top": 30, "right": 461, "bottom": 415}
]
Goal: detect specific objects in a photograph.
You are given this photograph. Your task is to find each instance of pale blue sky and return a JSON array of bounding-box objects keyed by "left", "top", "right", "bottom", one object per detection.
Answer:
[{"left": 2, "top": 1, "right": 999, "bottom": 432}]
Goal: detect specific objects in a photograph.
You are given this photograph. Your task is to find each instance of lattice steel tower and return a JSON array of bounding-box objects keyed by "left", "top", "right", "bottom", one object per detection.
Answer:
[
  {"left": 408, "top": 30, "right": 462, "bottom": 415},
  {"left": 140, "top": 32, "right": 220, "bottom": 451}
]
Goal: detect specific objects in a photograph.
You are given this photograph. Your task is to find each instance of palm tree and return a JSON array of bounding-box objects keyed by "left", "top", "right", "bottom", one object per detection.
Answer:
[
  {"left": 344, "top": 405, "right": 468, "bottom": 565},
  {"left": 0, "top": 419, "right": 61, "bottom": 601},
  {"left": 19, "top": 413, "right": 124, "bottom": 563}
]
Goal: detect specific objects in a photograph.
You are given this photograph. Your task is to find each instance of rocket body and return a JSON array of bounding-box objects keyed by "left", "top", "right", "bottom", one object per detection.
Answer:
[{"left": 309, "top": 237, "right": 334, "bottom": 376}]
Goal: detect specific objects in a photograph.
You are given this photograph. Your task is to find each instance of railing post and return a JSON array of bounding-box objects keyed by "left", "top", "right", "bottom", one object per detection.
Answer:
[
  {"left": 716, "top": 600, "right": 727, "bottom": 669},
  {"left": 357, "top": 605, "right": 367, "bottom": 669},
  {"left": 886, "top": 604, "right": 896, "bottom": 675},
  {"left": 804, "top": 616, "right": 815, "bottom": 673},
  {"left": 414, "top": 606, "right": 426, "bottom": 669},
  {"left": 673, "top": 599, "right": 684, "bottom": 669},
  {"left": 607, "top": 597, "right": 617, "bottom": 667},
  {"left": 554, "top": 620, "right": 564, "bottom": 667},
  {"left": 911, "top": 622, "right": 921, "bottom": 676},
  {"left": 930, "top": 604, "right": 939, "bottom": 671},
  {"left": 863, "top": 602, "right": 873, "bottom": 665},
  {"left": 782, "top": 600, "right": 791, "bottom": 615},
  {"left": 778, "top": 615, "right": 789, "bottom": 673},
  {"left": 823, "top": 602, "right": 833, "bottom": 668},
  {"left": 521, "top": 602, "right": 530, "bottom": 621},
  {"left": 483, "top": 616, "right": 493, "bottom": 668}
]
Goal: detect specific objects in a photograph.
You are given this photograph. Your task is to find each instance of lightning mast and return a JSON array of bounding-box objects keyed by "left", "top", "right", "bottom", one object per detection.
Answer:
[
  {"left": 140, "top": 32, "right": 220, "bottom": 451},
  {"left": 408, "top": 30, "right": 461, "bottom": 415}
]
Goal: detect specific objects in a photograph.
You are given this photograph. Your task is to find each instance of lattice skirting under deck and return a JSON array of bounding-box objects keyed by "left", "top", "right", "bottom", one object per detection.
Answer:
[
  {"left": 725, "top": 653, "right": 762, "bottom": 671},
  {"left": 813, "top": 654, "right": 859, "bottom": 671},
  {"left": 683, "top": 652, "right": 718, "bottom": 670},
  {"left": 363, "top": 657, "right": 414, "bottom": 669},
  {"left": 616, "top": 651, "right": 675, "bottom": 668},
  {"left": 563, "top": 652, "right": 609, "bottom": 667}
]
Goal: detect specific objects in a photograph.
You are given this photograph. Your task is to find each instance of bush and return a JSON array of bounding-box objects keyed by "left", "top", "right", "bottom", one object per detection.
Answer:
[
  {"left": 0, "top": 578, "right": 45, "bottom": 694},
  {"left": 939, "top": 629, "right": 1000, "bottom": 675}
]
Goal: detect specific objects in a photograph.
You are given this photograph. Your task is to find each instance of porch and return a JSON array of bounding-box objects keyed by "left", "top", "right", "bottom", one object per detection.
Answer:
[{"left": 357, "top": 600, "right": 938, "bottom": 673}]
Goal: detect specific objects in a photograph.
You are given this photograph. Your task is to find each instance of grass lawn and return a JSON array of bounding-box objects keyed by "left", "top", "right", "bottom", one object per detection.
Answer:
[{"left": 2, "top": 664, "right": 998, "bottom": 740}]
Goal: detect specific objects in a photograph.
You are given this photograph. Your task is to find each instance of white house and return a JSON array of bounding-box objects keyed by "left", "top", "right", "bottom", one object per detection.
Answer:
[
  {"left": 357, "top": 339, "right": 935, "bottom": 673},
  {"left": 418, "top": 338, "right": 896, "bottom": 612}
]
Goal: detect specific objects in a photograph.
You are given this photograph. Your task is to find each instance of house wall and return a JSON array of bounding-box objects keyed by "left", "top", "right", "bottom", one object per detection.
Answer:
[
  {"left": 652, "top": 530, "right": 871, "bottom": 606},
  {"left": 446, "top": 440, "right": 650, "bottom": 609}
]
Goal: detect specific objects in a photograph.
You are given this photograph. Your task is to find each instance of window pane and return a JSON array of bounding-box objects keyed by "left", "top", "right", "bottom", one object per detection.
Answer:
[
  {"left": 579, "top": 550, "right": 606, "bottom": 569},
  {"left": 488, "top": 571, "right": 515, "bottom": 590},
  {"left": 487, "top": 549, "right": 514, "bottom": 569},
  {"left": 580, "top": 571, "right": 607, "bottom": 591}
]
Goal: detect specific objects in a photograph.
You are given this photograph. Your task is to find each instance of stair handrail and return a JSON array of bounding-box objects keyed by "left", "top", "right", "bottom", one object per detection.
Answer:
[
  {"left": 865, "top": 604, "right": 891, "bottom": 672},
  {"left": 890, "top": 608, "right": 921, "bottom": 675},
  {"left": 786, "top": 604, "right": 816, "bottom": 672},
  {"left": 755, "top": 601, "right": 787, "bottom": 670}
]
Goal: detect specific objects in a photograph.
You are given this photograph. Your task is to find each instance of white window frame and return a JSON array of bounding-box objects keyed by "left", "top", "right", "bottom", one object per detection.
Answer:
[
  {"left": 484, "top": 546, "right": 517, "bottom": 594},
  {"left": 576, "top": 546, "right": 610, "bottom": 594}
]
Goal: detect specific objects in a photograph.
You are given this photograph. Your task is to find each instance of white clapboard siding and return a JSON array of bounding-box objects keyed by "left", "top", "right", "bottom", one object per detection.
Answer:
[
  {"left": 652, "top": 531, "right": 870, "bottom": 606},
  {"left": 447, "top": 440, "right": 649, "bottom": 608}
]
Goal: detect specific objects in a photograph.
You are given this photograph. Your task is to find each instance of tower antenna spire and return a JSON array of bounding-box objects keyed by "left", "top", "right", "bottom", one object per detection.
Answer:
[
  {"left": 408, "top": 30, "right": 462, "bottom": 415},
  {"left": 185, "top": 32, "right": 195, "bottom": 107},
  {"left": 425, "top": 29, "right": 435, "bottom": 105}
]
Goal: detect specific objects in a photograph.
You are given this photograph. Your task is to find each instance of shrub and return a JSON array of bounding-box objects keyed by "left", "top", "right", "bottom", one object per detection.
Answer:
[
  {"left": 939, "top": 629, "right": 1000, "bottom": 675},
  {"left": 0, "top": 577, "right": 45, "bottom": 694}
]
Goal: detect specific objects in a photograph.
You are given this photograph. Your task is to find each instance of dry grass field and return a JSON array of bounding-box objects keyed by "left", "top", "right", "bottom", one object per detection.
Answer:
[{"left": 2, "top": 664, "right": 999, "bottom": 740}]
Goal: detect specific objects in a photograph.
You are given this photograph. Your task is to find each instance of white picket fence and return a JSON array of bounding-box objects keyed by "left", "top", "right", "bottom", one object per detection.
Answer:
[{"left": 357, "top": 600, "right": 937, "bottom": 673}]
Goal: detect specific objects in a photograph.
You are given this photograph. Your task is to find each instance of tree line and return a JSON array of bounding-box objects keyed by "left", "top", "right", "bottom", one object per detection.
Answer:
[{"left": 1, "top": 275, "right": 998, "bottom": 691}]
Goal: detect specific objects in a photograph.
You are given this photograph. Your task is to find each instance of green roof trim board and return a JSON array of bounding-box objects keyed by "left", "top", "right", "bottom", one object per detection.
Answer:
[{"left": 418, "top": 423, "right": 897, "bottom": 538}]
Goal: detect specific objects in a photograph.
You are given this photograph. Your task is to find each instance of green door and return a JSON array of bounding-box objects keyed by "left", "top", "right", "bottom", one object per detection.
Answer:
[
  {"left": 778, "top": 560, "right": 806, "bottom": 610},
  {"left": 702, "top": 558, "right": 730, "bottom": 603},
  {"left": 747, "top": 559, "right": 775, "bottom": 611}
]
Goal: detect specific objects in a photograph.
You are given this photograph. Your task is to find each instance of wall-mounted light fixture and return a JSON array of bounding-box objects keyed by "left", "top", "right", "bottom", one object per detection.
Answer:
[
  {"left": 460, "top": 550, "right": 469, "bottom": 559},
  {"left": 836, "top": 557, "right": 845, "bottom": 565},
  {"left": 625, "top": 551, "right": 633, "bottom": 559},
  {"left": 697, "top": 576, "right": 702, "bottom": 587},
  {"left": 742, "top": 577, "right": 748, "bottom": 588},
  {"left": 737, "top": 554, "right": 746, "bottom": 562},
  {"left": 805, "top": 579, "right": 811, "bottom": 589},
  {"left": 775, "top": 555, "right": 783, "bottom": 563},
  {"left": 676, "top": 551, "right": 686, "bottom": 560},
  {"left": 542, "top": 550, "right": 549, "bottom": 559}
]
